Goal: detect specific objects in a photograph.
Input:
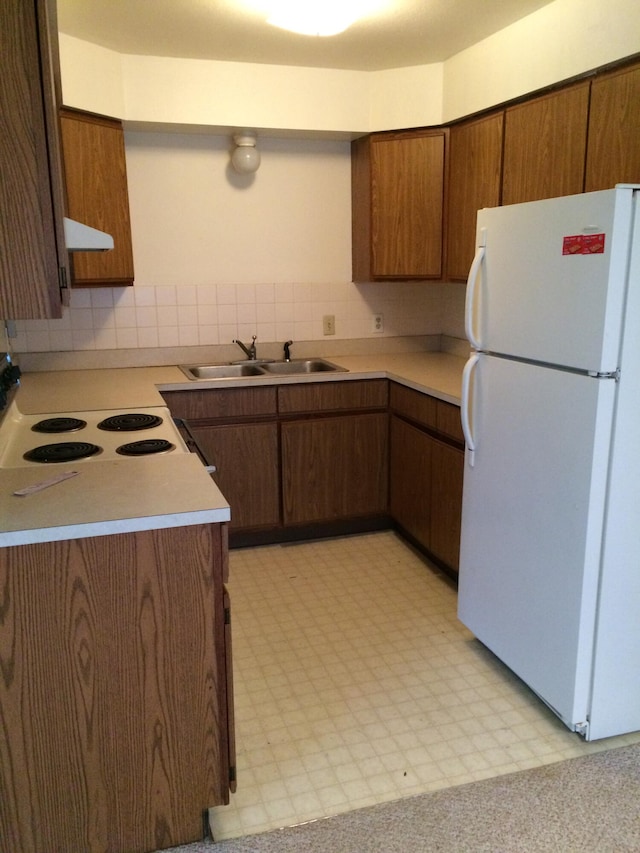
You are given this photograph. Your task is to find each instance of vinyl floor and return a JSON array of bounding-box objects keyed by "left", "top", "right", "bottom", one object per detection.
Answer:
[{"left": 209, "top": 531, "right": 640, "bottom": 841}]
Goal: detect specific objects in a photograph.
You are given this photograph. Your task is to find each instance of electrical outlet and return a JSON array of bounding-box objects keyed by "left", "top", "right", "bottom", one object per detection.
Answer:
[
  {"left": 372, "top": 313, "right": 384, "bottom": 334},
  {"left": 323, "top": 314, "right": 335, "bottom": 336}
]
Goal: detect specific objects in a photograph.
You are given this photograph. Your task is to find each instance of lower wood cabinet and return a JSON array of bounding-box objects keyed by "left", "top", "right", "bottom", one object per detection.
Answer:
[
  {"left": 0, "top": 523, "right": 234, "bottom": 853},
  {"left": 389, "top": 383, "right": 464, "bottom": 575},
  {"left": 429, "top": 437, "right": 464, "bottom": 570},
  {"left": 282, "top": 413, "right": 388, "bottom": 525},
  {"left": 389, "top": 416, "right": 432, "bottom": 548},
  {"left": 163, "top": 378, "right": 463, "bottom": 571},
  {"left": 191, "top": 422, "right": 280, "bottom": 530}
]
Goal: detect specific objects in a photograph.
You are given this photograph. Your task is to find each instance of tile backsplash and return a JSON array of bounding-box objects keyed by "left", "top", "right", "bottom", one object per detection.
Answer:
[{"left": 13, "top": 279, "right": 456, "bottom": 355}]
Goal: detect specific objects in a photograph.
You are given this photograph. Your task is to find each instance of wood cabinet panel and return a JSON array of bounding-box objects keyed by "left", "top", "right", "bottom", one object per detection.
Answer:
[
  {"left": 389, "top": 416, "right": 432, "bottom": 548},
  {"left": 372, "top": 132, "right": 445, "bottom": 278},
  {"left": 352, "top": 131, "right": 446, "bottom": 280},
  {"left": 585, "top": 63, "right": 640, "bottom": 191},
  {"left": 390, "top": 383, "right": 438, "bottom": 429},
  {"left": 436, "top": 400, "right": 464, "bottom": 444},
  {"left": 502, "top": 83, "right": 590, "bottom": 205},
  {"left": 282, "top": 413, "right": 388, "bottom": 525},
  {"left": 191, "top": 423, "right": 280, "bottom": 530},
  {"left": 430, "top": 439, "right": 464, "bottom": 570},
  {"left": 0, "top": 0, "right": 64, "bottom": 318},
  {"left": 60, "top": 109, "right": 134, "bottom": 286},
  {"left": 0, "top": 524, "right": 231, "bottom": 853},
  {"left": 163, "top": 387, "right": 277, "bottom": 421},
  {"left": 389, "top": 384, "right": 464, "bottom": 574},
  {"left": 278, "top": 379, "right": 388, "bottom": 414},
  {"left": 390, "top": 383, "right": 463, "bottom": 445},
  {"left": 446, "top": 112, "right": 504, "bottom": 280}
]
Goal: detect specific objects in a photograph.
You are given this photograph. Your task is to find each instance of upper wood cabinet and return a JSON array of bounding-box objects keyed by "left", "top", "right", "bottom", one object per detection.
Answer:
[
  {"left": 60, "top": 109, "right": 135, "bottom": 286},
  {"left": 352, "top": 130, "right": 446, "bottom": 281},
  {"left": 445, "top": 111, "right": 504, "bottom": 280},
  {"left": 585, "top": 63, "right": 640, "bottom": 191},
  {"left": 0, "top": 0, "right": 67, "bottom": 319},
  {"left": 502, "top": 82, "right": 590, "bottom": 205}
]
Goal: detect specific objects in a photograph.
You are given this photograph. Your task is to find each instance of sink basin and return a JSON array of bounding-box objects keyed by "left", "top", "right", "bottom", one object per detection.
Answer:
[
  {"left": 180, "top": 363, "right": 266, "bottom": 380},
  {"left": 179, "top": 358, "right": 347, "bottom": 380},
  {"left": 262, "top": 359, "right": 347, "bottom": 375}
]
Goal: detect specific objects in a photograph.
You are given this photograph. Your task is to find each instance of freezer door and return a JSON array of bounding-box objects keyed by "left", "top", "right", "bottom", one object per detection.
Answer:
[
  {"left": 468, "top": 187, "right": 634, "bottom": 372},
  {"left": 458, "top": 354, "right": 616, "bottom": 730}
]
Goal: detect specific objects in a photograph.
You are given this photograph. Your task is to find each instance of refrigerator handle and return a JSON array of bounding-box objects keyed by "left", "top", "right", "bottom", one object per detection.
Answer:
[
  {"left": 461, "top": 353, "right": 480, "bottom": 467},
  {"left": 464, "top": 229, "right": 486, "bottom": 350}
]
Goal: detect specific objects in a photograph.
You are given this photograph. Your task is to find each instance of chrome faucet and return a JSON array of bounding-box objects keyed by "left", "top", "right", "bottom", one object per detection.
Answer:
[
  {"left": 233, "top": 335, "right": 257, "bottom": 360},
  {"left": 283, "top": 340, "right": 293, "bottom": 362}
]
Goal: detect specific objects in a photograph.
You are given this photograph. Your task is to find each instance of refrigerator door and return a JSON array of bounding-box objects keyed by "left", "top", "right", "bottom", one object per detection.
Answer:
[
  {"left": 468, "top": 187, "right": 634, "bottom": 372},
  {"left": 458, "top": 353, "right": 616, "bottom": 730}
]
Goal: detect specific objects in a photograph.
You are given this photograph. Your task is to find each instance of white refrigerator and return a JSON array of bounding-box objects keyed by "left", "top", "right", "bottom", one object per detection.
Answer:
[{"left": 458, "top": 184, "right": 640, "bottom": 741}]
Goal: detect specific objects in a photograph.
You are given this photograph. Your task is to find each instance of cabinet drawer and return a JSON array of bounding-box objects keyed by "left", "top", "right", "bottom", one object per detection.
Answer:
[
  {"left": 390, "top": 383, "right": 437, "bottom": 428},
  {"left": 436, "top": 400, "right": 464, "bottom": 444},
  {"left": 278, "top": 379, "right": 388, "bottom": 414},
  {"left": 162, "top": 387, "right": 277, "bottom": 421},
  {"left": 390, "top": 383, "right": 463, "bottom": 444}
]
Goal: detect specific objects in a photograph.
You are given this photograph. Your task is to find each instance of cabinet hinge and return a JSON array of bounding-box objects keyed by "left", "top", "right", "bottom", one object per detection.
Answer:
[
  {"left": 229, "top": 764, "right": 237, "bottom": 784},
  {"left": 224, "top": 606, "right": 231, "bottom": 625}
]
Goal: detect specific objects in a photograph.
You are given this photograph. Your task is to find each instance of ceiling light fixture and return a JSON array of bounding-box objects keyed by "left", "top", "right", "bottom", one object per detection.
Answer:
[
  {"left": 265, "top": 0, "right": 379, "bottom": 37},
  {"left": 230, "top": 132, "right": 261, "bottom": 174}
]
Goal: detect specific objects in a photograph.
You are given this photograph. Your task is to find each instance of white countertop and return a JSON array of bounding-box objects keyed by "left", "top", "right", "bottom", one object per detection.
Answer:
[{"left": 3, "top": 351, "right": 465, "bottom": 547}]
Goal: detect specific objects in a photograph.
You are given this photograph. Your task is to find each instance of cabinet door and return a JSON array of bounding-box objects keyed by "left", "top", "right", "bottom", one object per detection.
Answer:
[
  {"left": 585, "top": 63, "right": 640, "bottom": 191},
  {"left": 352, "top": 132, "right": 446, "bottom": 281},
  {"left": 191, "top": 423, "right": 280, "bottom": 530},
  {"left": 372, "top": 132, "right": 445, "bottom": 278},
  {"left": 282, "top": 413, "right": 388, "bottom": 525},
  {"left": 0, "top": 0, "right": 64, "bottom": 318},
  {"left": 446, "top": 112, "right": 503, "bottom": 280},
  {"left": 60, "top": 109, "right": 135, "bottom": 286},
  {"left": 429, "top": 438, "right": 464, "bottom": 572},
  {"left": 502, "top": 83, "right": 590, "bottom": 205},
  {"left": 389, "top": 416, "right": 432, "bottom": 549}
]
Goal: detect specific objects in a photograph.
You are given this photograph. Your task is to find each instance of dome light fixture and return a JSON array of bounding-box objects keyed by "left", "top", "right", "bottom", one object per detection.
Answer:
[
  {"left": 231, "top": 132, "right": 261, "bottom": 174},
  {"left": 264, "top": 0, "right": 383, "bottom": 36}
]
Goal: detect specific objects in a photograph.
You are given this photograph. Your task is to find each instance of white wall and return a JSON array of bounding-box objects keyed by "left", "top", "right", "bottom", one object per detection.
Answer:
[
  {"left": 59, "top": 0, "right": 640, "bottom": 132},
  {"left": 15, "top": 0, "right": 636, "bottom": 359},
  {"left": 443, "top": 0, "right": 640, "bottom": 122},
  {"left": 13, "top": 133, "right": 446, "bottom": 354}
]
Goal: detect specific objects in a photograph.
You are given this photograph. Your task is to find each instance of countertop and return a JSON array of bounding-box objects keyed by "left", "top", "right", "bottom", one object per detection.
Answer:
[{"left": 2, "top": 351, "right": 466, "bottom": 548}]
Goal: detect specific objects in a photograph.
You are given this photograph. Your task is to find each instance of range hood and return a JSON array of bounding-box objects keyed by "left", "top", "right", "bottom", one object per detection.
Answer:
[{"left": 63, "top": 217, "right": 114, "bottom": 252}]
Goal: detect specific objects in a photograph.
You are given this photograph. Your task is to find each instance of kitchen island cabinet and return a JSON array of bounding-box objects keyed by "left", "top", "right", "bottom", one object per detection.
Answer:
[
  {"left": 0, "top": 0, "right": 67, "bottom": 319},
  {"left": 0, "top": 522, "right": 234, "bottom": 853},
  {"left": 352, "top": 130, "right": 446, "bottom": 280},
  {"left": 389, "top": 382, "right": 464, "bottom": 575},
  {"left": 59, "top": 108, "right": 135, "bottom": 286}
]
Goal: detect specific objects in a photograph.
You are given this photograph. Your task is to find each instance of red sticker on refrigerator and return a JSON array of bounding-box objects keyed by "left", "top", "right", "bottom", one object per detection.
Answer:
[{"left": 563, "top": 234, "right": 606, "bottom": 255}]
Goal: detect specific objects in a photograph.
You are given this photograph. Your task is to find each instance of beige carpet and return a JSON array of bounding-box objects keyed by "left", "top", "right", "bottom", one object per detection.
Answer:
[{"left": 160, "top": 742, "right": 640, "bottom": 851}]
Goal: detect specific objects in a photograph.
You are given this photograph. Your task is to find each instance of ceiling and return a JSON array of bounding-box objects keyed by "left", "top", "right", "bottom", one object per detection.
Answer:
[{"left": 57, "top": 0, "right": 556, "bottom": 72}]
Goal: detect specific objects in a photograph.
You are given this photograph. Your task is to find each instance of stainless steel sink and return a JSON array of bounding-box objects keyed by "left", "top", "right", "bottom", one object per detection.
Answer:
[
  {"left": 180, "top": 363, "right": 266, "bottom": 380},
  {"left": 261, "top": 359, "right": 346, "bottom": 375},
  {"left": 179, "top": 358, "right": 347, "bottom": 380}
]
